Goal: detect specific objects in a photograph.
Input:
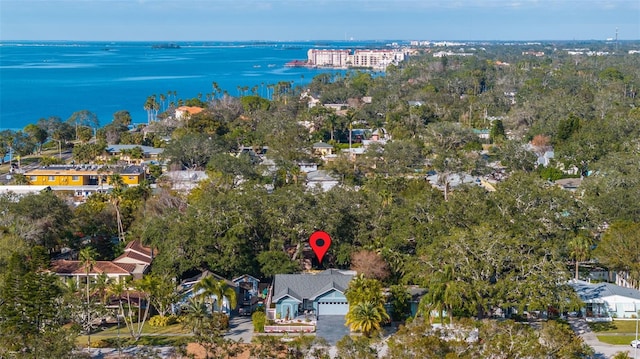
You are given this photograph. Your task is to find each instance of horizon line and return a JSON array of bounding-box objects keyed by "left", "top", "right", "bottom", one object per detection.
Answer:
[{"left": 2, "top": 38, "right": 637, "bottom": 43}]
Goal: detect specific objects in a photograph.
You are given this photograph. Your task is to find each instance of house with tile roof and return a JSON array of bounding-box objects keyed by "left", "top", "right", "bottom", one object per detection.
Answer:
[
  {"left": 112, "top": 240, "right": 154, "bottom": 279},
  {"left": 175, "top": 106, "right": 204, "bottom": 120},
  {"left": 270, "top": 269, "right": 355, "bottom": 319},
  {"left": 50, "top": 259, "right": 135, "bottom": 283},
  {"left": 50, "top": 240, "right": 154, "bottom": 282}
]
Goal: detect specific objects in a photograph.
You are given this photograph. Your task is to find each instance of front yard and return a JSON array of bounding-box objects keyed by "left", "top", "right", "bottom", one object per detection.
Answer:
[
  {"left": 590, "top": 320, "right": 640, "bottom": 345},
  {"left": 77, "top": 322, "right": 192, "bottom": 347}
]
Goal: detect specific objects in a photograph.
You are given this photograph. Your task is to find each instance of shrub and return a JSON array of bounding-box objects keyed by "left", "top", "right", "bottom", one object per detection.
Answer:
[
  {"left": 211, "top": 312, "right": 229, "bottom": 330},
  {"left": 149, "top": 315, "right": 178, "bottom": 327},
  {"left": 92, "top": 339, "right": 112, "bottom": 348},
  {"left": 252, "top": 310, "right": 267, "bottom": 333},
  {"left": 538, "top": 166, "right": 565, "bottom": 181}
]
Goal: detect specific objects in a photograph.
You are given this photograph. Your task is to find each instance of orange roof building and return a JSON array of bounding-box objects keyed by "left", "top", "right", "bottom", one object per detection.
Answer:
[
  {"left": 50, "top": 240, "right": 154, "bottom": 281},
  {"left": 175, "top": 106, "right": 204, "bottom": 120}
]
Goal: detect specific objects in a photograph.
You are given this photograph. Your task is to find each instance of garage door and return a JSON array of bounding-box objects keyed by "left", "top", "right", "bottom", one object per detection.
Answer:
[{"left": 317, "top": 301, "right": 349, "bottom": 316}]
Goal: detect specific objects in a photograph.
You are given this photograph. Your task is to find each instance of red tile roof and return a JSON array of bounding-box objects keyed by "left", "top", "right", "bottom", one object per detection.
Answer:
[
  {"left": 50, "top": 260, "right": 133, "bottom": 275},
  {"left": 113, "top": 251, "right": 152, "bottom": 265},
  {"left": 124, "top": 240, "right": 153, "bottom": 257}
]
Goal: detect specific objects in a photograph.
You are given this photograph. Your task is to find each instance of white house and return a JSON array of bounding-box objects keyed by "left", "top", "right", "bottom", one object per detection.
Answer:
[
  {"left": 305, "top": 170, "right": 340, "bottom": 192},
  {"left": 569, "top": 280, "right": 640, "bottom": 321},
  {"left": 160, "top": 170, "right": 209, "bottom": 192}
]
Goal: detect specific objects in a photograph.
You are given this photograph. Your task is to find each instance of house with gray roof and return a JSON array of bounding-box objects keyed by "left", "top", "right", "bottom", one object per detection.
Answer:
[
  {"left": 568, "top": 280, "right": 640, "bottom": 321},
  {"left": 271, "top": 269, "right": 355, "bottom": 319},
  {"left": 305, "top": 170, "right": 340, "bottom": 192},
  {"left": 312, "top": 142, "right": 334, "bottom": 157},
  {"left": 104, "top": 145, "right": 164, "bottom": 164}
]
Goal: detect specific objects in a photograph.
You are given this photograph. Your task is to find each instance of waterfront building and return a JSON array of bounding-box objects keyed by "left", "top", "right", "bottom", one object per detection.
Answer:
[
  {"left": 307, "top": 48, "right": 407, "bottom": 70},
  {"left": 175, "top": 106, "right": 204, "bottom": 120},
  {"left": 307, "top": 49, "right": 351, "bottom": 68}
]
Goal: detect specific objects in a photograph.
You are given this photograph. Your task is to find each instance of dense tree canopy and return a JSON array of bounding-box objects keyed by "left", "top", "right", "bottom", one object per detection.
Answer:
[{"left": 2, "top": 41, "right": 640, "bottom": 355}]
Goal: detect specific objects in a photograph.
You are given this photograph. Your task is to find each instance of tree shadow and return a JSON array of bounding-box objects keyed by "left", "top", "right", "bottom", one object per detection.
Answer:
[{"left": 588, "top": 321, "right": 617, "bottom": 332}]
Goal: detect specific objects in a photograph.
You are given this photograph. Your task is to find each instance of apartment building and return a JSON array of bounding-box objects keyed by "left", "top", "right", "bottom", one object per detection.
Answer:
[
  {"left": 24, "top": 165, "right": 145, "bottom": 187},
  {"left": 307, "top": 49, "right": 407, "bottom": 70}
]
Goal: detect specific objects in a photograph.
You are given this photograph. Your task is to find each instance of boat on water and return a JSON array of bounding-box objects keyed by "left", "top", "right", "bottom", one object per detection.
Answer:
[
  {"left": 253, "top": 65, "right": 261, "bottom": 68},
  {"left": 267, "top": 64, "right": 277, "bottom": 68}
]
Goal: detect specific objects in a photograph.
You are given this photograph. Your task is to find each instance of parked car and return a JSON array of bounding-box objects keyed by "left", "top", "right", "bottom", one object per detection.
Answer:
[{"left": 630, "top": 339, "right": 640, "bottom": 348}]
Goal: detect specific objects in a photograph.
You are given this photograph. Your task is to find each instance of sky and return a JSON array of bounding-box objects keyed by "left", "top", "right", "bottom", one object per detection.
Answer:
[{"left": 1, "top": 0, "right": 639, "bottom": 41}]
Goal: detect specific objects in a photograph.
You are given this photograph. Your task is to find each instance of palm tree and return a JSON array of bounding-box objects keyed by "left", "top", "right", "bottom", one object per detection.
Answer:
[
  {"left": 107, "top": 279, "right": 127, "bottom": 356},
  {"left": 159, "top": 93, "right": 166, "bottom": 112},
  {"left": 212, "top": 82, "right": 221, "bottom": 99},
  {"left": 344, "top": 274, "right": 384, "bottom": 306},
  {"left": 345, "top": 301, "right": 389, "bottom": 337},
  {"left": 79, "top": 247, "right": 97, "bottom": 348},
  {"left": 193, "top": 276, "right": 237, "bottom": 314},
  {"left": 568, "top": 235, "right": 592, "bottom": 280},
  {"left": 143, "top": 95, "right": 160, "bottom": 124},
  {"left": 182, "top": 296, "right": 209, "bottom": 335},
  {"left": 108, "top": 173, "right": 127, "bottom": 242},
  {"left": 92, "top": 272, "right": 111, "bottom": 304},
  {"left": 419, "top": 265, "right": 465, "bottom": 325}
]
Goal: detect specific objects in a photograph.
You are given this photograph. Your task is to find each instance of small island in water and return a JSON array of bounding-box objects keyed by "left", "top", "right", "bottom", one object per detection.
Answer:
[{"left": 151, "top": 43, "right": 181, "bottom": 49}]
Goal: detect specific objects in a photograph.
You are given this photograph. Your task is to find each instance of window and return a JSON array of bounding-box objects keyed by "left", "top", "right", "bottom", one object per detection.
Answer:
[
  {"left": 128, "top": 176, "right": 136, "bottom": 180},
  {"left": 30, "top": 176, "right": 37, "bottom": 181},
  {"left": 48, "top": 176, "right": 55, "bottom": 181},
  {"left": 72, "top": 176, "right": 80, "bottom": 181}
]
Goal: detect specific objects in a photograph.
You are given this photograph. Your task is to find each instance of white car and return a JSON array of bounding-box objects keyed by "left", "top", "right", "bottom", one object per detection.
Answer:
[{"left": 630, "top": 340, "right": 640, "bottom": 348}]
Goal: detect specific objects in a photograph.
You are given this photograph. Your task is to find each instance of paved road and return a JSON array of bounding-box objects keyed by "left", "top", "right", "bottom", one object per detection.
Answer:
[{"left": 568, "top": 317, "right": 635, "bottom": 358}]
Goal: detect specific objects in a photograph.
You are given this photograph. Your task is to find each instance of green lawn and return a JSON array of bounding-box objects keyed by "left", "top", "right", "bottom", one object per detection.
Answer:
[
  {"left": 589, "top": 320, "right": 640, "bottom": 334},
  {"left": 590, "top": 320, "right": 640, "bottom": 346},
  {"left": 77, "top": 322, "right": 192, "bottom": 347},
  {"left": 596, "top": 335, "right": 636, "bottom": 345}
]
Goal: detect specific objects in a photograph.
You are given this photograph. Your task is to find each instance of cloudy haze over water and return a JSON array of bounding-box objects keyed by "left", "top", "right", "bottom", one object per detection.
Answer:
[{"left": 1, "top": 0, "right": 638, "bottom": 41}]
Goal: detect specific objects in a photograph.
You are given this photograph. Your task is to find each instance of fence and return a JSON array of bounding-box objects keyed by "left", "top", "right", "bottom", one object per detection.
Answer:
[{"left": 264, "top": 325, "right": 315, "bottom": 333}]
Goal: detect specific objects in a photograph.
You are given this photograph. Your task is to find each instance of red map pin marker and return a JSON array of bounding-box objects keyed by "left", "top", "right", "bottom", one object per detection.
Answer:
[{"left": 309, "top": 230, "right": 331, "bottom": 264}]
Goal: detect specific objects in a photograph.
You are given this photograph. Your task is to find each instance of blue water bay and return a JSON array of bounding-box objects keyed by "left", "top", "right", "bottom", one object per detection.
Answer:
[{"left": 0, "top": 40, "right": 381, "bottom": 130}]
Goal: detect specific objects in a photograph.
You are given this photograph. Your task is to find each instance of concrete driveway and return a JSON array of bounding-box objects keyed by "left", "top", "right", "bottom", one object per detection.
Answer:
[
  {"left": 316, "top": 315, "right": 350, "bottom": 345},
  {"left": 225, "top": 316, "right": 253, "bottom": 343}
]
